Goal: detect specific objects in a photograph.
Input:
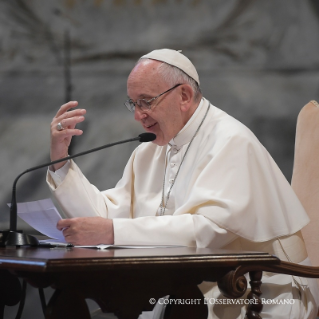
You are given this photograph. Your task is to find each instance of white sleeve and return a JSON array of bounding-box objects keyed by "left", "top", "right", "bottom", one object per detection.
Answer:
[
  {"left": 48, "top": 161, "right": 71, "bottom": 187},
  {"left": 46, "top": 150, "right": 137, "bottom": 219},
  {"left": 113, "top": 214, "right": 237, "bottom": 248}
]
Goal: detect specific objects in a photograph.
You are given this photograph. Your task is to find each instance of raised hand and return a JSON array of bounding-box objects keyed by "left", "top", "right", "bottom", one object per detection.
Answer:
[{"left": 50, "top": 101, "right": 86, "bottom": 171}]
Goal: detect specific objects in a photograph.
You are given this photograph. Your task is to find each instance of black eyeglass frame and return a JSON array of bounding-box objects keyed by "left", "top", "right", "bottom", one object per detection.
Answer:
[{"left": 124, "top": 83, "right": 182, "bottom": 112}]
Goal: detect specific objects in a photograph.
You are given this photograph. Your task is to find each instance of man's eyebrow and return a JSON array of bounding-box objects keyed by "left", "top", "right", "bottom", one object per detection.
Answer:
[
  {"left": 127, "top": 94, "right": 153, "bottom": 100},
  {"left": 139, "top": 93, "right": 153, "bottom": 99}
]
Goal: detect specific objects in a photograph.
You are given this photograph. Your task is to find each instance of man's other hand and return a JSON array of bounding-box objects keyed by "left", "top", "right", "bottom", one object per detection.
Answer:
[{"left": 57, "top": 217, "right": 114, "bottom": 246}]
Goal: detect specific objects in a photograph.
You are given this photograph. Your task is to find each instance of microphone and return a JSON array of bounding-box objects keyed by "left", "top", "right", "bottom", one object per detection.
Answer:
[
  {"left": 138, "top": 133, "right": 156, "bottom": 142},
  {"left": 1, "top": 133, "right": 156, "bottom": 247}
]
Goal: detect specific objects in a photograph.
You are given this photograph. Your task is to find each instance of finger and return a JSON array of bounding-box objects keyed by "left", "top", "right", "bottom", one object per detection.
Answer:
[
  {"left": 55, "top": 101, "right": 79, "bottom": 118},
  {"left": 57, "top": 108, "right": 86, "bottom": 122},
  {"left": 63, "top": 232, "right": 79, "bottom": 245},
  {"left": 51, "top": 116, "right": 85, "bottom": 134},
  {"left": 62, "top": 227, "right": 71, "bottom": 236},
  {"left": 52, "top": 128, "right": 83, "bottom": 139},
  {"left": 53, "top": 110, "right": 86, "bottom": 127},
  {"left": 60, "top": 116, "right": 85, "bottom": 130},
  {"left": 57, "top": 219, "right": 71, "bottom": 230}
]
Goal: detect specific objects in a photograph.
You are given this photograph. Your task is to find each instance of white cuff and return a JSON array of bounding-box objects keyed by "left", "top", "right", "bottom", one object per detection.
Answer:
[{"left": 48, "top": 160, "right": 71, "bottom": 186}]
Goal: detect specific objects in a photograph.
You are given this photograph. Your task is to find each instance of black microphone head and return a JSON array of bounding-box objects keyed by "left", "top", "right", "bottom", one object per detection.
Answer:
[{"left": 138, "top": 133, "right": 156, "bottom": 142}]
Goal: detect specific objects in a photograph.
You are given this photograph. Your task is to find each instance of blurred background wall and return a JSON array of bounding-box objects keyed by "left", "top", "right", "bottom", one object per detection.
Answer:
[{"left": 1, "top": 0, "right": 319, "bottom": 317}]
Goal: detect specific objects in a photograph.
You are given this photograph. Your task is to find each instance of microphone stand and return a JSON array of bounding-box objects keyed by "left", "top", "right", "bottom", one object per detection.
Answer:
[{"left": 1, "top": 134, "right": 155, "bottom": 247}]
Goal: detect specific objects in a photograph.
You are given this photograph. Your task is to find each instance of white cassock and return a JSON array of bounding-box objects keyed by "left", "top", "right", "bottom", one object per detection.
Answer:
[{"left": 47, "top": 98, "right": 319, "bottom": 318}]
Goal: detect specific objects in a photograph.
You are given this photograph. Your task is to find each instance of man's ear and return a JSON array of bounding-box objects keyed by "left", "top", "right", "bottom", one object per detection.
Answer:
[{"left": 180, "top": 84, "right": 194, "bottom": 112}]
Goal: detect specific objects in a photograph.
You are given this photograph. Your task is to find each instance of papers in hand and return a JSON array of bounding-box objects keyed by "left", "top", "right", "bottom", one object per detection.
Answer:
[{"left": 11, "top": 198, "right": 184, "bottom": 250}]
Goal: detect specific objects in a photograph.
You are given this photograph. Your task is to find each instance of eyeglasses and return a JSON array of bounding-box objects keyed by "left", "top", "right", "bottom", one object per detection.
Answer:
[{"left": 124, "top": 83, "right": 182, "bottom": 113}]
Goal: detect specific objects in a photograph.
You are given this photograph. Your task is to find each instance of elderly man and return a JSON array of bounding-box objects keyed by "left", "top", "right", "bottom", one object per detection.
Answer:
[{"left": 47, "top": 49, "right": 318, "bottom": 318}]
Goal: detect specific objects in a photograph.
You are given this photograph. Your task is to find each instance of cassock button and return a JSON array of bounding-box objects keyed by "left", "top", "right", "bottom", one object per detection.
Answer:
[
  {"left": 169, "top": 179, "right": 174, "bottom": 184},
  {"left": 170, "top": 163, "right": 175, "bottom": 167}
]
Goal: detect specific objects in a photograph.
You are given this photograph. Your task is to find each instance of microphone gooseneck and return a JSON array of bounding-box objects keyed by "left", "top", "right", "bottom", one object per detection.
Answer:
[{"left": 4, "top": 133, "right": 156, "bottom": 247}]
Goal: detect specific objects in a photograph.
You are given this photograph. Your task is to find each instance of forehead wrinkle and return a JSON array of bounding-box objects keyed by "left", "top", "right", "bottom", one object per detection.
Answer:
[
  {"left": 128, "top": 82, "right": 157, "bottom": 100},
  {"left": 127, "top": 60, "right": 168, "bottom": 103},
  {"left": 127, "top": 91, "right": 153, "bottom": 101}
]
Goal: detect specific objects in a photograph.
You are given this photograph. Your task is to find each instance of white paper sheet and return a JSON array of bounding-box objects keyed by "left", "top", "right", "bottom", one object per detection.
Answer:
[{"left": 10, "top": 198, "right": 66, "bottom": 242}]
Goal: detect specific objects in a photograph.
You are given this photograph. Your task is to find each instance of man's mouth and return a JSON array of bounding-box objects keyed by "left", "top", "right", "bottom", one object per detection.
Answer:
[{"left": 145, "top": 122, "right": 157, "bottom": 129}]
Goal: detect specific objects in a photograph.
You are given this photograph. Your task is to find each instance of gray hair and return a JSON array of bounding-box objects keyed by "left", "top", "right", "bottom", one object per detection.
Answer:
[{"left": 136, "top": 58, "right": 202, "bottom": 101}]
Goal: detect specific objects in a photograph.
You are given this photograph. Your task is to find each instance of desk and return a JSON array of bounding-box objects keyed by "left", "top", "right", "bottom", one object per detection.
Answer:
[{"left": 0, "top": 247, "right": 279, "bottom": 319}]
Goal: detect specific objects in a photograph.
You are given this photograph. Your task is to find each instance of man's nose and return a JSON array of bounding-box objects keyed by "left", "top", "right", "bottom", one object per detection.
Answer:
[{"left": 134, "top": 107, "right": 147, "bottom": 121}]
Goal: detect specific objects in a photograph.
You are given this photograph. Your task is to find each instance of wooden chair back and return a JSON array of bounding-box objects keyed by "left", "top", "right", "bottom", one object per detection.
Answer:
[{"left": 291, "top": 100, "right": 319, "bottom": 267}]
